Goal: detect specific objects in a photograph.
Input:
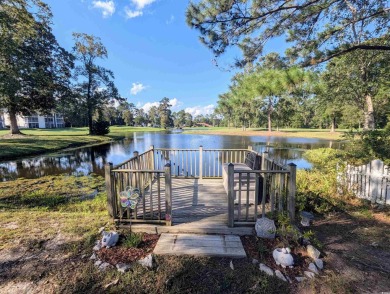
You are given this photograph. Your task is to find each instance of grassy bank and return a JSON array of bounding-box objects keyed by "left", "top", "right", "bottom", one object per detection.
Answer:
[
  {"left": 0, "top": 175, "right": 288, "bottom": 293},
  {"left": 183, "top": 127, "right": 346, "bottom": 140},
  {"left": 1, "top": 172, "right": 389, "bottom": 292},
  {"left": 0, "top": 126, "right": 163, "bottom": 161}
]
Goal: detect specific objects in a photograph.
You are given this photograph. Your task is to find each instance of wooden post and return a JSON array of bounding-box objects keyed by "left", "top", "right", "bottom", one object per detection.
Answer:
[
  {"left": 199, "top": 145, "right": 203, "bottom": 180},
  {"left": 261, "top": 152, "right": 268, "bottom": 217},
  {"left": 288, "top": 163, "right": 297, "bottom": 221},
  {"left": 261, "top": 151, "right": 268, "bottom": 170},
  {"left": 149, "top": 145, "right": 155, "bottom": 170},
  {"left": 104, "top": 162, "right": 115, "bottom": 218},
  {"left": 164, "top": 163, "right": 172, "bottom": 226},
  {"left": 248, "top": 145, "right": 253, "bottom": 151},
  {"left": 133, "top": 151, "right": 140, "bottom": 185},
  {"left": 227, "top": 163, "right": 235, "bottom": 228}
]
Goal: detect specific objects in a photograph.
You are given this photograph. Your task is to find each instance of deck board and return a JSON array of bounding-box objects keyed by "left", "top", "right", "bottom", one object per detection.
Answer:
[{"left": 124, "top": 178, "right": 260, "bottom": 235}]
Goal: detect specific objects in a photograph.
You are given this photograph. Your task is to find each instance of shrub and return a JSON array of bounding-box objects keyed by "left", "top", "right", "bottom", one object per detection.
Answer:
[
  {"left": 91, "top": 119, "right": 110, "bottom": 135},
  {"left": 343, "top": 129, "right": 390, "bottom": 165},
  {"left": 122, "top": 232, "right": 143, "bottom": 248}
]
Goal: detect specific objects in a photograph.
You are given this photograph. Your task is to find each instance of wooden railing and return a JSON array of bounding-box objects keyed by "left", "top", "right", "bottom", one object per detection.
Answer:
[
  {"left": 227, "top": 152, "right": 296, "bottom": 227},
  {"left": 153, "top": 146, "right": 250, "bottom": 178},
  {"left": 105, "top": 146, "right": 296, "bottom": 227},
  {"left": 105, "top": 148, "right": 172, "bottom": 225}
]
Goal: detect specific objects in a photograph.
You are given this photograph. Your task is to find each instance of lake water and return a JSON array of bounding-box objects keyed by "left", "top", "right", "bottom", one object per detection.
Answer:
[{"left": 0, "top": 131, "right": 345, "bottom": 181}]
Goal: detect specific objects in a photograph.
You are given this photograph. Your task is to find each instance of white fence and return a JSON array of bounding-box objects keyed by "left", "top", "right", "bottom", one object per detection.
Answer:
[{"left": 341, "top": 159, "right": 390, "bottom": 205}]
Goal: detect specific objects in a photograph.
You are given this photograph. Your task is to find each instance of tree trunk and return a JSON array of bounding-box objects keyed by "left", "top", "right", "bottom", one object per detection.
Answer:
[
  {"left": 268, "top": 111, "right": 272, "bottom": 132},
  {"left": 88, "top": 108, "right": 93, "bottom": 135},
  {"left": 363, "top": 94, "right": 375, "bottom": 130},
  {"left": 330, "top": 116, "right": 336, "bottom": 133},
  {"left": 9, "top": 109, "right": 21, "bottom": 135}
]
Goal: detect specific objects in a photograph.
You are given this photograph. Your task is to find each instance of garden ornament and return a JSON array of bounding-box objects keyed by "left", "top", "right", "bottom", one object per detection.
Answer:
[
  {"left": 119, "top": 186, "right": 142, "bottom": 209},
  {"left": 272, "top": 247, "right": 294, "bottom": 268},
  {"left": 300, "top": 211, "right": 314, "bottom": 227},
  {"left": 101, "top": 231, "right": 119, "bottom": 248},
  {"left": 255, "top": 217, "right": 276, "bottom": 239}
]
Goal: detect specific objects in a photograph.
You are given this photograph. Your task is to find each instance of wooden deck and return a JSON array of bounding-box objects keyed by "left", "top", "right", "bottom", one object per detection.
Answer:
[{"left": 128, "top": 178, "right": 254, "bottom": 235}]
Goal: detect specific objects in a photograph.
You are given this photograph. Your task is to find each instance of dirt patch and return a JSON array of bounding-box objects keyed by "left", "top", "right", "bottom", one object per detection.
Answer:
[
  {"left": 0, "top": 133, "right": 27, "bottom": 139},
  {"left": 97, "top": 233, "right": 159, "bottom": 265},
  {"left": 298, "top": 211, "right": 390, "bottom": 293},
  {"left": 241, "top": 235, "right": 312, "bottom": 280}
]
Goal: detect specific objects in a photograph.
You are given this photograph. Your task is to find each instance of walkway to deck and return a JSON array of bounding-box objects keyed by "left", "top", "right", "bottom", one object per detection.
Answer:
[
  {"left": 130, "top": 178, "right": 254, "bottom": 235},
  {"left": 154, "top": 233, "right": 247, "bottom": 257}
]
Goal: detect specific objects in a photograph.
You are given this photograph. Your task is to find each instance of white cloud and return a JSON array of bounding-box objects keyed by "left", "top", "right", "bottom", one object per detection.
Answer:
[
  {"left": 131, "top": 0, "right": 156, "bottom": 10},
  {"left": 92, "top": 0, "right": 115, "bottom": 18},
  {"left": 140, "top": 98, "right": 183, "bottom": 113},
  {"left": 185, "top": 105, "right": 215, "bottom": 117},
  {"left": 130, "top": 83, "right": 146, "bottom": 95},
  {"left": 141, "top": 102, "right": 160, "bottom": 112},
  {"left": 125, "top": 7, "right": 143, "bottom": 19},
  {"left": 169, "top": 98, "right": 182, "bottom": 109},
  {"left": 166, "top": 15, "right": 175, "bottom": 24},
  {"left": 124, "top": 0, "right": 156, "bottom": 19}
]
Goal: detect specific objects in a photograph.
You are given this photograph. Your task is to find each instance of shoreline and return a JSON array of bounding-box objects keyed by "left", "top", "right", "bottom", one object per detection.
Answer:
[{"left": 182, "top": 128, "right": 345, "bottom": 140}]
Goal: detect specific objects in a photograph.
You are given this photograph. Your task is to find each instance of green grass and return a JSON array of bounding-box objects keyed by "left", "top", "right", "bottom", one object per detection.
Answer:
[
  {"left": 0, "top": 175, "right": 289, "bottom": 293},
  {"left": 0, "top": 126, "right": 163, "bottom": 161},
  {"left": 182, "top": 127, "right": 347, "bottom": 140}
]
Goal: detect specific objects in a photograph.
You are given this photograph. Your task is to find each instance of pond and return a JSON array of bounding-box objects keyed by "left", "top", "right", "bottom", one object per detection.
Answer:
[{"left": 0, "top": 131, "right": 345, "bottom": 181}]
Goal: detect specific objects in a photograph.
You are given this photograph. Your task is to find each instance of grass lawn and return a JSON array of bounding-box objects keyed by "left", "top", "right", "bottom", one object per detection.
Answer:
[
  {"left": 0, "top": 126, "right": 163, "bottom": 161},
  {"left": 0, "top": 175, "right": 289, "bottom": 294},
  {"left": 183, "top": 127, "right": 348, "bottom": 140},
  {"left": 0, "top": 174, "right": 389, "bottom": 293}
]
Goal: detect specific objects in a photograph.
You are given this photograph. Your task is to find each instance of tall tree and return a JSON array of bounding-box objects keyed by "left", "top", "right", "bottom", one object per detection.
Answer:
[
  {"left": 187, "top": 0, "right": 390, "bottom": 66},
  {"left": 158, "top": 97, "right": 173, "bottom": 129},
  {"left": 0, "top": 0, "right": 73, "bottom": 134},
  {"left": 72, "top": 33, "right": 118, "bottom": 135},
  {"left": 148, "top": 106, "right": 160, "bottom": 127},
  {"left": 321, "top": 50, "right": 390, "bottom": 129}
]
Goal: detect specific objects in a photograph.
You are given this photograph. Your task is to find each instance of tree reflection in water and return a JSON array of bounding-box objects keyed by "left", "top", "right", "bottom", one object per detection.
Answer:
[{"left": 0, "top": 132, "right": 345, "bottom": 181}]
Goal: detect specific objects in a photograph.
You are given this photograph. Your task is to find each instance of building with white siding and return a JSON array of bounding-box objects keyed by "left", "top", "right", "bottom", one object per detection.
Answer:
[{"left": 0, "top": 112, "right": 65, "bottom": 129}]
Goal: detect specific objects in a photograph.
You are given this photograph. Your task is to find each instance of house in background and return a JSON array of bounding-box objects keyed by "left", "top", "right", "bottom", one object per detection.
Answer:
[
  {"left": 0, "top": 112, "right": 65, "bottom": 129},
  {"left": 0, "top": 113, "right": 4, "bottom": 129}
]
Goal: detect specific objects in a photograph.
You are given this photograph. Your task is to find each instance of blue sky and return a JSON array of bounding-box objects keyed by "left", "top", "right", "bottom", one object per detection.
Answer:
[{"left": 46, "top": 0, "right": 287, "bottom": 116}]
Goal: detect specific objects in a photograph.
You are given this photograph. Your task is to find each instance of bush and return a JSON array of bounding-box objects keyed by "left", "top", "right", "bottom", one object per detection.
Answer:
[
  {"left": 91, "top": 119, "right": 110, "bottom": 135},
  {"left": 296, "top": 149, "right": 345, "bottom": 214},
  {"left": 122, "top": 232, "right": 143, "bottom": 248},
  {"left": 303, "top": 148, "right": 345, "bottom": 171},
  {"left": 344, "top": 129, "right": 390, "bottom": 165}
]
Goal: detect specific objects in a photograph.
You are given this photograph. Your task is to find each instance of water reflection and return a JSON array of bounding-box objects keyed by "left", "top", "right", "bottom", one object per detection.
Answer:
[{"left": 0, "top": 132, "right": 345, "bottom": 181}]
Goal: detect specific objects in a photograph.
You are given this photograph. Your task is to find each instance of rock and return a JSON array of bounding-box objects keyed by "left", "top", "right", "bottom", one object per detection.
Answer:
[
  {"left": 98, "top": 262, "right": 112, "bottom": 271},
  {"left": 295, "top": 276, "right": 306, "bottom": 282},
  {"left": 304, "top": 271, "right": 316, "bottom": 279},
  {"left": 137, "top": 254, "right": 153, "bottom": 268},
  {"left": 255, "top": 217, "right": 276, "bottom": 239},
  {"left": 103, "top": 279, "right": 119, "bottom": 289},
  {"left": 94, "top": 260, "right": 102, "bottom": 267},
  {"left": 89, "top": 253, "right": 97, "bottom": 260},
  {"left": 230, "top": 260, "right": 234, "bottom": 270},
  {"left": 252, "top": 259, "right": 259, "bottom": 265},
  {"left": 116, "top": 263, "right": 132, "bottom": 273},
  {"left": 259, "top": 263, "right": 274, "bottom": 276},
  {"left": 307, "top": 245, "right": 320, "bottom": 259},
  {"left": 93, "top": 241, "right": 102, "bottom": 251},
  {"left": 314, "top": 258, "right": 323, "bottom": 270},
  {"left": 272, "top": 248, "right": 294, "bottom": 268},
  {"left": 274, "top": 270, "right": 287, "bottom": 282},
  {"left": 308, "top": 262, "right": 319, "bottom": 274}
]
